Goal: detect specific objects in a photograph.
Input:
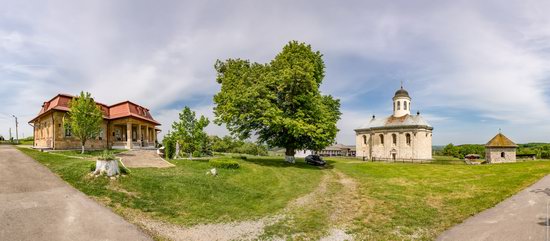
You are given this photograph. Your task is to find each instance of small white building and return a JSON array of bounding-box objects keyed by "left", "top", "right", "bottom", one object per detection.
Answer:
[
  {"left": 485, "top": 133, "right": 517, "bottom": 163},
  {"left": 354, "top": 86, "right": 433, "bottom": 161}
]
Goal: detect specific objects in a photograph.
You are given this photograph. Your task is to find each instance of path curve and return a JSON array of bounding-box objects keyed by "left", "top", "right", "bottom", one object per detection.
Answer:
[
  {"left": 0, "top": 145, "right": 152, "bottom": 241},
  {"left": 438, "top": 174, "right": 550, "bottom": 241}
]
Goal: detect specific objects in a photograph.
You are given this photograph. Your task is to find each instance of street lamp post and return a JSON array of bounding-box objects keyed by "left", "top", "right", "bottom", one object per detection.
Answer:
[{"left": 12, "top": 115, "right": 18, "bottom": 144}]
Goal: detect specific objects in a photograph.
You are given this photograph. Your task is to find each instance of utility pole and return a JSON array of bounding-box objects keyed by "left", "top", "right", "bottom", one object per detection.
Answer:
[
  {"left": 12, "top": 115, "right": 19, "bottom": 144},
  {"left": 9, "top": 128, "right": 12, "bottom": 141}
]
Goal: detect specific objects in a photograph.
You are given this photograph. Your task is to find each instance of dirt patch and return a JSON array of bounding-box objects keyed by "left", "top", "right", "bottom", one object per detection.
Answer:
[
  {"left": 137, "top": 216, "right": 281, "bottom": 241},
  {"left": 286, "top": 173, "right": 330, "bottom": 209},
  {"left": 104, "top": 170, "right": 364, "bottom": 241}
]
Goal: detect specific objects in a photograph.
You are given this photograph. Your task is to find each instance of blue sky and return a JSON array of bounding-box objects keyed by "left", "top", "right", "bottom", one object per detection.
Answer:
[{"left": 1, "top": 0, "right": 549, "bottom": 145}]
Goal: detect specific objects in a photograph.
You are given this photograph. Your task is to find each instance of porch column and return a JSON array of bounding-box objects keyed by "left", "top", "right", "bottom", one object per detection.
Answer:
[
  {"left": 145, "top": 126, "right": 150, "bottom": 146},
  {"left": 137, "top": 124, "right": 142, "bottom": 147},
  {"left": 126, "top": 122, "right": 132, "bottom": 149}
]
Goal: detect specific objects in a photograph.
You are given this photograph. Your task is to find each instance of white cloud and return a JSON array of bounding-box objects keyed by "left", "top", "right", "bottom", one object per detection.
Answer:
[{"left": 1, "top": 0, "right": 550, "bottom": 145}]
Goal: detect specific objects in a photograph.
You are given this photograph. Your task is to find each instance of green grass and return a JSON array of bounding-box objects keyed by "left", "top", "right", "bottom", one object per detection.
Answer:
[
  {"left": 329, "top": 158, "right": 550, "bottom": 240},
  {"left": 17, "top": 147, "right": 323, "bottom": 226},
  {"left": 51, "top": 149, "right": 127, "bottom": 159},
  {"left": 16, "top": 147, "right": 550, "bottom": 240}
]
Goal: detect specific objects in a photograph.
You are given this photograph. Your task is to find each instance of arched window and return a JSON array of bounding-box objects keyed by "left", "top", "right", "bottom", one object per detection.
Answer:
[
  {"left": 379, "top": 134, "right": 384, "bottom": 145},
  {"left": 397, "top": 101, "right": 401, "bottom": 110},
  {"left": 392, "top": 134, "right": 397, "bottom": 145},
  {"left": 501, "top": 152, "right": 505, "bottom": 158},
  {"left": 363, "top": 135, "right": 367, "bottom": 145},
  {"left": 406, "top": 133, "right": 411, "bottom": 145},
  {"left": 404, "top": 101, "right": 407, "bottom": 110}
]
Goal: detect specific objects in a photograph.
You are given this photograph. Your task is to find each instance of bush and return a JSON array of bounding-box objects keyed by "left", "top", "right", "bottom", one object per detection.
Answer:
[
  {"left": 231, "top": 155, "right": 247, "bottom": 160},
  {"left": 98, "top": 150, "right": 116, "bottom": 160},
  {"left": 209, "top": 158, "right": 240, "bottom": 169},
  {"left": 192, "top": 151, "right": 202, "bottom": 157},
  {"left": 89, "top": 163, "right": 96, "bottom": 172},
  {"left": 163, "top": 137, "right": 176, "bottom": 159}
]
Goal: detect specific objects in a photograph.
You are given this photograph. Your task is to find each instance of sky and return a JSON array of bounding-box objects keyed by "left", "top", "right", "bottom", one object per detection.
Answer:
[{"left": 0, "top": 0, "right": 549, "bottom": 145}]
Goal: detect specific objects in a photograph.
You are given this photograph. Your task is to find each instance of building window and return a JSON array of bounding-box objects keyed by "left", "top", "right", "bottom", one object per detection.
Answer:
[
  {"left": 501, "top": 152, "right": 505, "bottom": 158},
  {"left": 363, "top": 135, "right": 367, "bottom": 145},
  {"left": 397, "top": 101, "right": 401, "bottom": 110},
  {"left": 406, "top": 133, "right": 411, "bottom": 145},
  {"left": 379, "top": 134, "right": 384, "bottom": 145},
  {"left": 65, "top": 126, "right": 72, "bottom": 137},
  {"left": 392, "top": 134, "right": 397, "bottom": 145},
  {"left": 404, "top": 101, "right": 407, "bottom": 110}
]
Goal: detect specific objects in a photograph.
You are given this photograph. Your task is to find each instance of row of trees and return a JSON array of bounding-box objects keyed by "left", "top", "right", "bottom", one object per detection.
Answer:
[
  {"left": 162, "top": 107, "right": 269, "bottom": 159},
  {"left": 210, "top": 135, "right": 268, "bottom": 156},
  {"left": 517, "top": 143, "right": 550, "bottom": 159},
  {"left": 437, "top": 143, "right": 550, "bottom": 159},
  {"left": 437, "top": 144, "right": 485, "bottom": 159}
]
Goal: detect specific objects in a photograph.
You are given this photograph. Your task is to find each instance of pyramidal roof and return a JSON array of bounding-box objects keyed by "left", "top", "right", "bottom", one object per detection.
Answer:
[{"left": 485, "top": 133, "right": 517, "bottom": 148}]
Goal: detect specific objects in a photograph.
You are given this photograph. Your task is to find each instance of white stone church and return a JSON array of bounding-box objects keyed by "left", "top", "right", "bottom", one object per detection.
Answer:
[{"left": 354, "top": 86, "right": 433, "bottom": 160}]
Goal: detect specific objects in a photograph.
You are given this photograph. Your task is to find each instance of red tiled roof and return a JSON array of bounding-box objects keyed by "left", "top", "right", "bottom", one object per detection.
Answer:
[{"left": 29, "top": 94, "right": 160, "bottom": 125}]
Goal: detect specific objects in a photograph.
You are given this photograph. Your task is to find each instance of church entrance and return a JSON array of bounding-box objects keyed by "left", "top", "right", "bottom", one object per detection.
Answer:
[
  {"left": 390, "top": 149, "right": 397, "bottom": 160},
  {"left": 392, "top": 153, "right": 396, "bottom": 160}
]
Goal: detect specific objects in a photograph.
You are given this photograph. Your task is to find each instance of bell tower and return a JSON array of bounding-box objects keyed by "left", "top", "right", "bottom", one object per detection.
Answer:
[{"left": 393, "top": 83, "right": 411, "bottom": 117}]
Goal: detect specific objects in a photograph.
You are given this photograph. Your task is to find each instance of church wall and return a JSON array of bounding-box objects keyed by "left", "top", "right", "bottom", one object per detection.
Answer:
[{"left": 355, "top": 128, "right": 432, "bottom": 160}]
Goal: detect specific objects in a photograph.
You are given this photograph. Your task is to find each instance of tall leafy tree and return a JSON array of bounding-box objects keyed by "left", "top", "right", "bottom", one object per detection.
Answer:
[
  {"left": 170, "top": 106, "right": 210, "bottom": 157},
  {"left": 64, "top": 91, "right": 103, "bottom": 154},
  {"left": 214, "top": 41, "right": 341, "bottom": 163}
]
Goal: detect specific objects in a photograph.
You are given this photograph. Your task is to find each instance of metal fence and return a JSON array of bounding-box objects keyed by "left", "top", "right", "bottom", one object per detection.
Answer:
[{"left": 365, "top": 157, "right": 434, "bottom": 164}]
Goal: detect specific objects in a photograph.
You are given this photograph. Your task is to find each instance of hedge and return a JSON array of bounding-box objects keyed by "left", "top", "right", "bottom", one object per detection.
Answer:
[{"left": 209, "top": 158, "right": 240, "bottom": 169}]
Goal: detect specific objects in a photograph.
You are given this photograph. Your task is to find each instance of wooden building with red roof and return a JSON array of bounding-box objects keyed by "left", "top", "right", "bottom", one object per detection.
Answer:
[{"left": 29, "top": 94, "right": 161, "bottom": 150}]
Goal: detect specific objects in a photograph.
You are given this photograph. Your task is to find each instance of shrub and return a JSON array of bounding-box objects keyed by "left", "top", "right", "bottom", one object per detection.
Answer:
[
  {"left": 163, "top": 137, "right": 176, "bottom": 159},
  {"left": 192, "top": 151, "right": 202, "bottom": 157},
  {"left": 89, "top": 162, "right": 96, "bottom": 172},
  {"left": 231, "top": 155, "right": 247, "bottom": 160},
  {"left": 98, "top": 150, "right": 116, "bottom": 160},
  {"left": 209, "top": 158, "right": 240, "bottom": 169}
]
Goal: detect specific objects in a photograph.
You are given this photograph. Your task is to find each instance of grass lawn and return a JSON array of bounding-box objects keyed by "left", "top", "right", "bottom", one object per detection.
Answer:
[
  {"left": 330, "top": 158, "right": 550, "bottom": 240},
  {"left": 16, "top": 147, "right": 550, "bottom": 240},
  {"left": 51, "top": 149, "right": 127, "bottom": 159},
  {"left": 17, "top": 147, "right": 323, "bottom": 226}
]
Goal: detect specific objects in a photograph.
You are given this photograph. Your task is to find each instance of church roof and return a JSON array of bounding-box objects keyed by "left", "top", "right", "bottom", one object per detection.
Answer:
[
  {"left": 355, "top": 114, "right": 432, "bottom": 131},
  {"left": 485, "top": 133, "right": 517, "bottom": 148},
  {"left": 394, "top": 86, "right": 410, "bottom": 98}
]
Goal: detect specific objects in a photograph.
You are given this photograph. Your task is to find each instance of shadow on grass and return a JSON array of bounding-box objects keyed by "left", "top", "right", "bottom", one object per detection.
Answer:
[{"left": 243, "top": 157, "right": 333, "bottom": 170}]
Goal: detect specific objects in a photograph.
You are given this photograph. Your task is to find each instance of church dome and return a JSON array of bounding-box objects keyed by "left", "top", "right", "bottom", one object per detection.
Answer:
[{"left": 394, "top": 87, "right": 410, "bottom": 98}]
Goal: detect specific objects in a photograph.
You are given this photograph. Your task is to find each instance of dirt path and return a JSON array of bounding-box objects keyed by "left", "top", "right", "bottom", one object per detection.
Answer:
[{"left": 119, "top": 168, "right": 363, "bottom": 241}]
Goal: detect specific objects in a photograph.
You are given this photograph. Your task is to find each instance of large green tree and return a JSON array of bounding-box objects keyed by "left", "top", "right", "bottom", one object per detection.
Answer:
[
  {"left": 170, "top": 106, "right": 210, "bottom": 158},
  {"left": 64, "top": 91, "right": 103, "bottom": 154},
  {"left": 213, "top": 41, "right": 341, "bottom": 162}
]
